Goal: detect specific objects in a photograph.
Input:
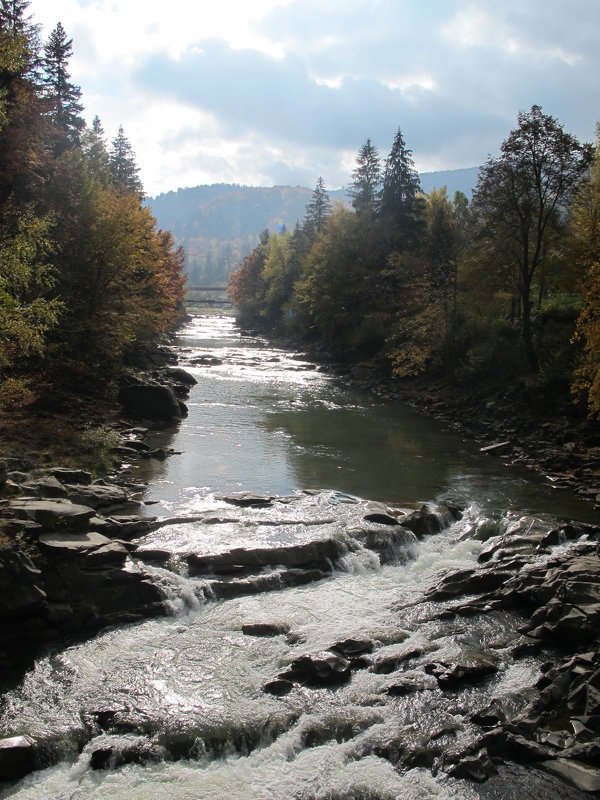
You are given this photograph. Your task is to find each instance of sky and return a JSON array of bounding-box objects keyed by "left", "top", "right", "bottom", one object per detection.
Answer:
[{"left": 31, "top": 0, "right": 600, "bottom": 198}]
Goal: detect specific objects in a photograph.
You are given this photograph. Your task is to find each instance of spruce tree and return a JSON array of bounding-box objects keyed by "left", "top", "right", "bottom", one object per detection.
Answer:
[
  {"left": 304, "top": 176, "right": 331, "bottom": 237},
  {"left": 82, "top": 115, "right": 110, "bottom": 184},
  {"left": 42, "top": 21, "right": 84, "bottom": 145},
  {"left": 109, "top": 124, "right": 143, "bottom": 196},
  {"left": 380, "top": 127, "right": 422, "bottom": 246},
  {"left": 348, "top": 139, "right": 381, "bottom": 217}
]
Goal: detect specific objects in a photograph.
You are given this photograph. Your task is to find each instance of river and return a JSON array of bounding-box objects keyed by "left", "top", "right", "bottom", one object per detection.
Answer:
[{"left": 0, "top": 315, "right": 596, "bottom": 800}]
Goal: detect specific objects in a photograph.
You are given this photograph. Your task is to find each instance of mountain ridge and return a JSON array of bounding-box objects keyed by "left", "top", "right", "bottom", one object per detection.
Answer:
[{"left": 147, "top": 166, "right": 479, "bottom": 284}]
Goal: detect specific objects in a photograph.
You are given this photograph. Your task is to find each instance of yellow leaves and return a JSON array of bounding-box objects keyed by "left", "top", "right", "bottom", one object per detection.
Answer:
[{"left": 0, "top": 211, "right": 62, "bottom": 372}]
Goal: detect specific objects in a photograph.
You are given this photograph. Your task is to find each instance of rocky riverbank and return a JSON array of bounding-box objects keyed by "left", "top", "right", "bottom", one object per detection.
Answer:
[
  {"left": 1, "top": 487, "right": 599, "bottom": 794},
  {"left": 0, "top": 360, "right": 200, "bottom": 682}
]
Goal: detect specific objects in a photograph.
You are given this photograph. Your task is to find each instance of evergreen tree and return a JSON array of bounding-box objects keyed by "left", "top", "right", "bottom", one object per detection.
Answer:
[
  {"left": 304, "top": 176, "right": 331, "bottom": 237},
  {"left": 109, "top": 124, "right": 143, "bottom": 196},
  {"left": 42, "top": 21, "right": 84, "bottom": 146},
  {"left": 348, "top": 138, "right": 381, "bottom": 217},
  {"left": 82, "top": 115, "right": 110, "bottom": 184},
  {"left": 379, "top": 128, "right": 422, "bottom": 247}
]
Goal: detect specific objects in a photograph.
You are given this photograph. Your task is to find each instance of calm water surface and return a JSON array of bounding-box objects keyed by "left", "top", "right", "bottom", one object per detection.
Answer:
[{"left": 140, "top": 315, "right": 594, "bottom": 522}]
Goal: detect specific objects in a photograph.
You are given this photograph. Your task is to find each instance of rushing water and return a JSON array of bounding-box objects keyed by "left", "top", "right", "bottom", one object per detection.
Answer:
[{"left": 1, "top": 315, "right": 596, "bottom": 800}]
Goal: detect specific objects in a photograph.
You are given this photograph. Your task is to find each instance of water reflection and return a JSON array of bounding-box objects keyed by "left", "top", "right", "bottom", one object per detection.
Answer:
[{"left": 141, "top": 315, "right": 596, "bottom": 521}]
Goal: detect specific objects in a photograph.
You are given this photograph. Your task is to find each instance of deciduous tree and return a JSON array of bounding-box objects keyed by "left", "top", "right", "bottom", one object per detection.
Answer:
[{"left": 471, "top": 105, "right": 591, "bottom": 371}]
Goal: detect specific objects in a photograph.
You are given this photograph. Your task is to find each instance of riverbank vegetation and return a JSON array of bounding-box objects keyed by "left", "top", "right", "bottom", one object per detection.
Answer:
[
  {"left": 0, "top": 1, "right": 185, "bottom": 414},
  {"left": 228, "top": 108, "right": 600, "bottom": 422}
]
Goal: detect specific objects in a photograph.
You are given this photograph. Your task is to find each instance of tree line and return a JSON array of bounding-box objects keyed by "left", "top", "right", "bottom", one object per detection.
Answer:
[
  {"left": 228, "top": 108, "right": 600, "bottom": 419},
  {"left": 0, "top": 1, "right": 185, "bottom": 409}
]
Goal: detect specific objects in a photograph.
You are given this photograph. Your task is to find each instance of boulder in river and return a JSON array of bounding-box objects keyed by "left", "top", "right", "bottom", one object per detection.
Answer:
[
  {"left": 0, "top": 735, "right": 36, "bottom": 781},
  {"left": 119, "top": 382, "right": 184, "bottom": 421},
  {"left": 281, "top": 650, "right": 353, "bottom": 688}
]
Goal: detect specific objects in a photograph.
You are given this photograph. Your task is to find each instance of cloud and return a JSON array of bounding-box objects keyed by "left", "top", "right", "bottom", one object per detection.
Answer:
[{"left": 30, "top": 0, "right": 600, "bottom": 195}]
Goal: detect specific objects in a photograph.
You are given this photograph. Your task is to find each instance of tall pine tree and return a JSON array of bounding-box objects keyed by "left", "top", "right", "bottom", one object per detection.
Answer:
[
  {"left": 42, "top": 21, "right": 84, "bottom": 146},
  {"left": 379, "top": 128, "right": 422, "bottom": 248},
  {"left": 109, "top": 124, "right": 143, "bottom": 196},
  {"left": 304, "top": 176, "right": 331, "bottom": 237},
  {"left": 348, "top": 138, "right": 381, "bottom": 217},
  {"left": 82, "top": 115, "right": 110, "bottom": 184}
]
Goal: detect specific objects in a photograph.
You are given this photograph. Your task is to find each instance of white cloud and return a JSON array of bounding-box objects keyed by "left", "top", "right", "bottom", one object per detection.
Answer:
[{"left": 30, "top": 0, "right": 600, "bottom": 196}]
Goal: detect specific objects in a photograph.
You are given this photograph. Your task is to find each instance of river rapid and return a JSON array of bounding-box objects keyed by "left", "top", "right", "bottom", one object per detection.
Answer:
[{"left": 1, "top": 315, "right": 597, "bottom": 800}]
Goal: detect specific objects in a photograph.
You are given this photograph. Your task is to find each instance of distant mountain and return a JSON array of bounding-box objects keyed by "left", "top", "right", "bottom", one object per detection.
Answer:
[
  {"left": 147, "top": 167, "right": 479, "bottom": 285},
  {"left": 419, "top": 166, "right": 479, "bottom": 197}
]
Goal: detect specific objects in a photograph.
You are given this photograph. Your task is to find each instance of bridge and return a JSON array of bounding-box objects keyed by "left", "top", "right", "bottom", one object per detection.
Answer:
[{"left": 184, "top": 286, "right": 232, "bottom": 307}]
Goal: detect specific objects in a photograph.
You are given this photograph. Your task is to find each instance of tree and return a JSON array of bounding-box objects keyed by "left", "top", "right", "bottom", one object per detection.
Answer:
[
  {"left": 348, "top": 138, "right": 381, "bottom": 217},
  {"left": 379, "top": 127, "right": 422, "bottom": 247},
  {"left": 471, "top": 106, "right": 592, "bottom": 371},
  {"left": 109, "top": 125, "right": 143, "bottom": 196},
  {"left": 42, "top": 21, "right": 84, "bottom": 146},
  {"left": 571, "top": 123, "right": 600, "bottom": 418},
  {"left": 0, "top": 209, "right": 62, "bottom": 404},
  {"left": 0, "top": 0, "right": 48, "bottom": 214},
  {"left": 82, "top": 115, "right": 110, "bottom": 184},
  {"left": 227, "top": 244, "right": 267, "bottom": 327},
  {"left": 304, "top": 176, "right": 331, "bottom": 237},
  {"left": 0, "top": 0, "right": 40, "bottom": 81}
]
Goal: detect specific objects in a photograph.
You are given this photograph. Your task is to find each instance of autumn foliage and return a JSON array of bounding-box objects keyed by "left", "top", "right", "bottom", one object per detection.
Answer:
[
  {"left": 229, "top": 112, "right": 600, "bottom": 420},
  {"left": 0, "top": 2, "right": 185, "bottom": 405}
]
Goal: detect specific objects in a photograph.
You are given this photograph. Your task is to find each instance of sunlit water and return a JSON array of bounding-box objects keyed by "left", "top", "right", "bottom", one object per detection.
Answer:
[{"left": 0, "top": 315, "right": 595, "bottom": 800}]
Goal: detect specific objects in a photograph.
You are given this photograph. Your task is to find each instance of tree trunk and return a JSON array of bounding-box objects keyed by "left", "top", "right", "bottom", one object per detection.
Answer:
[{"left": 521, "top": 280, "right": 539, "bottom": 371}]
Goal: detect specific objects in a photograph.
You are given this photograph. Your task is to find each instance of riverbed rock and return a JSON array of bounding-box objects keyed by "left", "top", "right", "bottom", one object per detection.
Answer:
[
  {"left": 86, "top": 734, "right": 167, "bottom": 770},
  {"left": 38, "top": 531, "right": 113, "bottom": 556},
  {"left": 352, "top": 527, "right": 418, "bottom": 565},
  {"left": 0, "top": 735, "right": 36, "bottom": 781},
  {"left": 8, "top": 499, "right": 95, "bottom": 531},
  {"left": 446, "top": 748, "right": 498, "bottom": 782},
  {"left": 161, "top": 367, "right": 198, "bottom": 386},
  {"left": 385, "top": 673, "right": 438, "bottom": 695},
  {"left": 119, "top": 382, "right": 184, "bottom": 421},
  {"left": 537, "top": 758, "right": 600, "bottom": 793},
  {"left": 281, "top": 650, "right": 352, "bottom": 687},
  {"left": 48, "top": 467, "right": 92, "bottom": 485},
  {"left": 208, "top": 567, "right": 331, "bottom": 600},
  {"left": 424, "top": 649, "right": 500, "bottom": 688},
  {"left": 64, "top": 484, "right": 129, "bottom": 510},
  {"left": 187, "top": 538, "right": 346, "bottom": 575},
  {"left": 401, "top": 504, "right": 461, "bottom": 539},
  {"left": 20, "top": 476, "right": 67, "bottom": 498},
  {"left": 218, "top": 492, "right": 274, "bottom": 508},
  {"left": 242, "top": 622, "right": 291, "bottom": 637}
]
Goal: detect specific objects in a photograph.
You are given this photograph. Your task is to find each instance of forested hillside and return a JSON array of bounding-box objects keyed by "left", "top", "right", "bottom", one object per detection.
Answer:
[
  {"left": 228, "top": 114, "right": 600, "bottom": 421},
  {"left": 0, "top": 2, "right": 185, "bottom": 410},
  {"left": 147, "top": 169, "right": 478, "bottom": 286}
]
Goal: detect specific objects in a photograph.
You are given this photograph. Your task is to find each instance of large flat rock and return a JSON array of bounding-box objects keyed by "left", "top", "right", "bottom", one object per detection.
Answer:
[
  {"left": 38, "top": 531, "right": 112, "bottom": 555},
  {"left": 9, "top": 499, "right": 95, "bottom": 531}
]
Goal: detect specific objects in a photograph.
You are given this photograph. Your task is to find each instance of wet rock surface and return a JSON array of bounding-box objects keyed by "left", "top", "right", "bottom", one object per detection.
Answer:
[{"left": 416, "top": 519, "right": 600, "bottom": 792}]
